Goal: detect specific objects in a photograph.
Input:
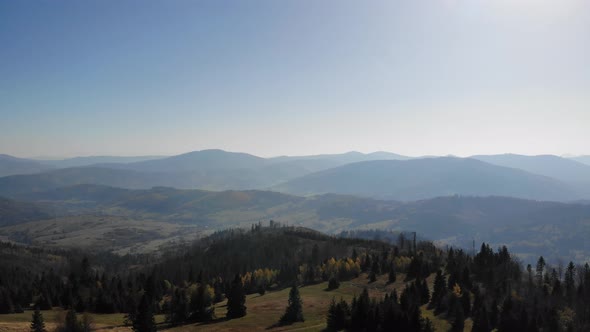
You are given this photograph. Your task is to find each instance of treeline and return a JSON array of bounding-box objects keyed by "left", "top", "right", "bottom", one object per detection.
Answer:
[
  {"left": 327, "top": 279, "right": 433, "bottom": 332},
  {"left": 0, "top": 223, "right": 432, "bottom": 330},
  {"left": 440, "top": 244, "right": 590, "bottom": 331}
]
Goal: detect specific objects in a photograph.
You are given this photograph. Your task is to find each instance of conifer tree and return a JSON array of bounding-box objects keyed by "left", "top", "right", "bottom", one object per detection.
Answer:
[
  {"left": 132, "top": 294, "right": 156, "bottom": 332},
  {"left": 388, "top": 266, "right": 397, "bottom": 284},
  {"left": 326, "top": 298, "right": 339, "bottom": 331},
  {"left": 472, "top": 306, "right": 490, "bottom": 332},
  {"left": 430, "top": 270, "right": 446, "bottom": 311},
  {"left": 422, "top": 318, "right": 435, "bottom": 332},
  {"left": 451, "top": 304, "right": 465, "bottom": 332},
  {"left": 226, "top": 274, "right": 246, "bottom": 319},
  {"left": 30, "top": 307, "right": 46, "bottom": 332},
  {"left": 280, "top": 285, "right": 304, "bottom": 324}
]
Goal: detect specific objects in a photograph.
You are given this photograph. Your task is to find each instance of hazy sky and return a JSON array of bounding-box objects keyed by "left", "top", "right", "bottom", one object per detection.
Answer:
[{"left": 1, "top": 0, "right": 589, "bottom": 158}]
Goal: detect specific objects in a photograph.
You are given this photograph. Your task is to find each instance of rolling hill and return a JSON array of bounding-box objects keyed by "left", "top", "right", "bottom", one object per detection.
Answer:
[
  {"left": 0, "top": 150, "right": 416, "bottom": 193},
  {"left": 472, "top": 154, "right": 590, "bottom": 188},
  {"left": 105, "top": 149, "right": 268, "bottom": 173},
  {"left": 274, "top": 157, "right": 581, "bottom": 201},
  {"left": 3, "top": 184, "right": 590, "bottom": 261},
  {"left": 0, "top": 196, "right": 52, "bottom": 226},
  {"left": 0, "top": 167, "right": 175, "bottom": 196},
  {"left": 0, "top": 154, "right": 53, "bottom": 177}
]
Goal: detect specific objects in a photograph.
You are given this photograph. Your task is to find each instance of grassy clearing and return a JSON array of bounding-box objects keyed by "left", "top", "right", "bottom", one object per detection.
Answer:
[
  {"left": 0, "top": 273, "right": 467, "bottom": 331},
  {"left": 166, "top": 272, "right": 438, "bottom": 332},
  {"left": 0, "top": 309, "right": 166, "bottom": 331}
]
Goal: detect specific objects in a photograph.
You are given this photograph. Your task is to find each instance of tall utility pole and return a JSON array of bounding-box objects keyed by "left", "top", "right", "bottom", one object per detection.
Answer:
[{"left": 413, "top": 232, "right": 416, "bottom": 254}]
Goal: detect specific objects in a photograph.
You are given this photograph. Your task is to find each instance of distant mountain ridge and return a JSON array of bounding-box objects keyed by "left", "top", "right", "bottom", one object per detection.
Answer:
[
  {"left": 38, "top": 155, "right": 166, "bottom": 168},
  {"left": 471, "top": 154, "right": 590, "bottom": 187},
  {"left": 2, "top": 150, "right": 590, "bottom": 201},
  {"left": 0, "top": 150, "right": 415, "bottom": 194},
  {"left": 274, "top": 157, "right": 580, "bottom": 201},
  {"left": 569, "top": 155, "right": 590, "bottom": 166},
  {"left": 0, "top": 154, "right": 53, "bottom": 177}
]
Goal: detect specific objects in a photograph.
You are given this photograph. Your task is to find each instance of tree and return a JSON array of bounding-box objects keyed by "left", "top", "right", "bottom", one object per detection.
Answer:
[
  {"left": 280, "top": 285, "right": 304, "bottom": 324},
  {"left": 430, "top": 270, "right": 446, "bottom": 312},
  {"left": 328, "top": 277, "right": 340, "bottom": 290},
  {"left": 422, "top": 318, "right": 435, "bottom": 332},
  {"left": 57, "top": 308, "right": 82, "bottom": 332},
  {"left": 388, "top": 266, "right": 397, "bottom": 284},
  {"left": 536, "top": 256, "right": 545, "bottom": 286},
  {"left": 565, "top": 261, "right": 576, "bottom": 301},
  {"left": 132, "top": 294, "right": 156, "bottom": 332},
  {"left": 451, "top": 304, "right": 465, "bottom": 332},
  {"left": 472, "top": 306, "right": 490, "bottom": 332},
  {"left": 226, "top": 274, "right": 246, "bottom": 319},
  {"left": 30, "top": 308, "right": 47, "bottom": 332}
]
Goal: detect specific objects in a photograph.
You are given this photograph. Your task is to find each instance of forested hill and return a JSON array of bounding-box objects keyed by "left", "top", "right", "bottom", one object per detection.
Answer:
[
  {"left": 2, "top": 224, "right": 589, "bottom": 331},
  {"left": 3, "top": 186, "right": 590, "bottom": 261},
  {"left": 0, "top": 196, "right": 52, "bottom": 226}
]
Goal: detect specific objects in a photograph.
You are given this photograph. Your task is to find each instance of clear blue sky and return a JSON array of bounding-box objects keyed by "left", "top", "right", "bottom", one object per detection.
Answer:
[{"left": 1, "top": 0, "right": 589, "bottom": 158}]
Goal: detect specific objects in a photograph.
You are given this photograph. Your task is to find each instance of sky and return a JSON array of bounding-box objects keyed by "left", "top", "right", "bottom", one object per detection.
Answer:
[{"left": 1, "top": 0, "right": 589, "bottom": 158}]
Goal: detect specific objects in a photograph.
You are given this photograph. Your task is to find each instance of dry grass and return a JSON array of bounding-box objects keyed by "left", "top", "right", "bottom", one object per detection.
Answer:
[{"left": 0, "top": 272, "right": 471, "bottom": 332}]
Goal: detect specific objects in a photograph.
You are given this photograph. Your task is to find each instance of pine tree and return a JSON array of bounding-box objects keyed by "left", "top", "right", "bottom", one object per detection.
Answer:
[
  {"left": 30, "top": 307, "right": 46, "bottom": 332},
  {"left": 280, "top": 285, "right": 304, "bottom": 324},
  {"left": 59, "top": 308, "right": 82, "bottom": 332},
  {"left": 451, "top": 304, "right": 465, "bottom": 332},
  {"left": 326, "top": 298, "right": 338, "bottom": 331},
  {"left": 422, "top": 318, "right": 435, "bottom": 332},
  {"left": 430, "top": 270, "right": 446, "bottom": 311},
  {"left": 132, "top": 294, "right": 156, "bottom": 332},
  {"left": 388, "top": 267, "right": 397, "bottom": 284},
  {"left": 472, "top": 306, "right": 490, "bottom": 332},
  {"left": 226, "top": 274, "right": 246, "bottom": 319}
]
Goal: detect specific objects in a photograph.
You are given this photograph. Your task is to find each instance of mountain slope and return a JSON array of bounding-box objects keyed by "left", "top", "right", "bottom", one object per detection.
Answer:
[
  {"left": 0, "top": 196, "right": 52, "bottom": 226},
  {"left": 0, "top": 167, "right": 173, "bottom": 196},
  {"left": 472, "top": 154, "right": 590, "bottom": 187},
  {"left": 0, "top": 154, "right": 53, "bottom": 177},
  {"left": 38, "top": 155, "right": 166, "bottom": 168},
  {"left": 274, "top": 157, "right": 581, "bottom": 201},
  {"left": 111, "top": 149, "right": 268, "bottom": 173},
  {"left": 570, "top": 155, "right": 590, "bottom": 166},
  {"left": 5, "top": 185, "right": 590, "bottom": 261}
]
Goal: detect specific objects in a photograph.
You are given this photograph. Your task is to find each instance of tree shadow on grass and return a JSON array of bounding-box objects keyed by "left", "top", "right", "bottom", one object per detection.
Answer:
[{"left": 266, "top": 321, "right": 297, "bottom": 330}]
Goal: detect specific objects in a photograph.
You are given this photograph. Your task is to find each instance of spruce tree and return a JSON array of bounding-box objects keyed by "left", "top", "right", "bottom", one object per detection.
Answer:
[
  {"left": 472, "top": 307, "right": 490, "bottom": 332},
  {"left": 226, "top": 274, "right": 246, "bottom": 319},
  {"left": 422, "top": 318, "right": 435, "bottom": 332},
  {"left": 430, "top": 270, "right": 446, "bottom": 311},
  {"left": 30, "top": 307, "right": 47, "bottom": 332},
  {"left": 451, "top": 304, "right": 465, "bottom": 332},
  {"left": 132, "top": 294, "right": 156, "bottom": 332},
  {"left": 326, "top": 298, "right": 338, "bottom": 330},
  {"left": 280, "top": 285, "right": 304, "bottom": 324},
  {"left": 59, "top": 308, "right": 82, "bottom": 332},
  {"left": 388, "top": 267, "right": 397, "bottom": 284}
]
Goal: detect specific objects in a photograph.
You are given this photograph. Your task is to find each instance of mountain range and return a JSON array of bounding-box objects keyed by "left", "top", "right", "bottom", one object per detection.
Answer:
[{"left": 2, "top": 150, "right": 590, "bottom": 202}]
